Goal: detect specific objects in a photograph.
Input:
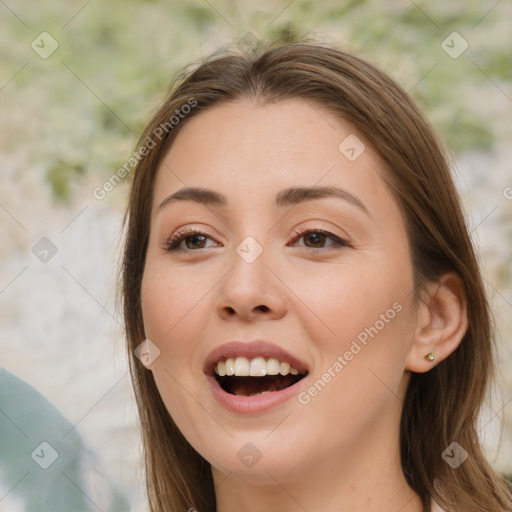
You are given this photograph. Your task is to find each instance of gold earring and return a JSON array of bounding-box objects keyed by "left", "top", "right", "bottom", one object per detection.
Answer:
[{"left": 425, "top": 352, "right": 435, "bottom": 362}]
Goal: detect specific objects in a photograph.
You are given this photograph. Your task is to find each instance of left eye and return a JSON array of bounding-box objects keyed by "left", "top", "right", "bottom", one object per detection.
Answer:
[{"left": 290, "top": 228, "right": 348, "bottom": 249}]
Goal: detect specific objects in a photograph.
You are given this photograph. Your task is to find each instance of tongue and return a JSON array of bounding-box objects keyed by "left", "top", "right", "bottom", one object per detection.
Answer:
[{"left": 227, "top": 375, "right": 298, "bottom": 396}]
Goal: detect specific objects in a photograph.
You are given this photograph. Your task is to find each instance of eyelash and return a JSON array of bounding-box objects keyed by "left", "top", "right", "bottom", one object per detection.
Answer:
[{"left": 162, "top": 226, "right": 350, "bottom": 252}]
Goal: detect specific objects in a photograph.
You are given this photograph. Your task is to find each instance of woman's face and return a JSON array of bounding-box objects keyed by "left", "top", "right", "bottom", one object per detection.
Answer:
[{"left": 141, "top": 98, "right": 419, "bottom": 483}]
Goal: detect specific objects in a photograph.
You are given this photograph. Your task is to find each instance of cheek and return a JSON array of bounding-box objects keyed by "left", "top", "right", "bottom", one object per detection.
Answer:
[
  {"left": 142, "top": 259, "right": 209, "bottom": 333},
  {"left": 140, "top": 264, "right": 211, "bottom": 439},
  {"left": 297, "top": 248, "right": 416, "bottom": 415},
  {"left": 295, "top": 297, "right": 415, "bottom": 457},
  {"left": 140, "top": 263, "right": 209, "bottom": 370},
  {"left": 294, "top": 257, "right": 411, "bottom": 344}
]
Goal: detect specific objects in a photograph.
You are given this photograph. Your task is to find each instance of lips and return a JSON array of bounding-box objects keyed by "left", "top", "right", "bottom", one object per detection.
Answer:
[
  {"left": 204, "top": 340, "right": 309, "bottom": 376},
  {"left": 203, "top": 340, "right": 309, "bottom": 413}
]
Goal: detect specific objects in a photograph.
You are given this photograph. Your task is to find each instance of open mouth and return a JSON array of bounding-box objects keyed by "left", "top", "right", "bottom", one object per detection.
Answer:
[{"left": 213, "top": 357, "right": 308, "bottom": 397}]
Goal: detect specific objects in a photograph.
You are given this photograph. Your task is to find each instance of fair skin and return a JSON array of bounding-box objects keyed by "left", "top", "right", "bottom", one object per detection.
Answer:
[{"left": 140, "top": 98, "right": 467, "bottom": 512}]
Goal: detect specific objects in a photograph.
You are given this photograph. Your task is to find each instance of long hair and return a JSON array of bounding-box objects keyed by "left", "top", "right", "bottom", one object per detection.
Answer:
[{"left": 120, "top": 40, "right": 512, "bottom": 512}]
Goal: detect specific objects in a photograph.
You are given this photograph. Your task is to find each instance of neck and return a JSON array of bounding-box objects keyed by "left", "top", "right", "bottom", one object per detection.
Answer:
[
  {"left": 212, "top": 384, "right": 423, "bottom": 512},
  {"left": 212, "top": 430, "right": 424, "bottom": 512},
  {"left": 212, "top": 373, "right": 424, "bottom": 512}
]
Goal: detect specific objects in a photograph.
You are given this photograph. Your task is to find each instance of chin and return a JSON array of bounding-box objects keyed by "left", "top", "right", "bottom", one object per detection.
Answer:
[{"left": 205, "top": 436, "right": 309, "bottom": 484}]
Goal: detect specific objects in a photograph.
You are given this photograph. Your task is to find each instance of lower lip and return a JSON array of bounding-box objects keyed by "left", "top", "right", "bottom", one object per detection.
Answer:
[{"left": 206, "top": 373, "right": 306, "bottom": 414}]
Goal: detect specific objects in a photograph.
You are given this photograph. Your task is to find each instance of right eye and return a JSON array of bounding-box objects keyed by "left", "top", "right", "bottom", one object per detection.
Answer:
[{"left": 162, "top": 228, "right": 219, "bottom": 252}]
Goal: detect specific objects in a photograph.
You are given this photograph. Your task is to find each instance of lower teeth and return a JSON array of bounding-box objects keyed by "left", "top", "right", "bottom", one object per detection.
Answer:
[
  {"left": 234, "top": 389, "right": 285, "bottom": 397},
  {"left": 218, "top": 374, "right": 306, "bottom": 396}
]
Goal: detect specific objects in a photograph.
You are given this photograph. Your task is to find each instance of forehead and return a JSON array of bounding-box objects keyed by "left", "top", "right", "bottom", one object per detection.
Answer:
[{"left": 152, "top": 98, "right": 396, "bottom": 216}]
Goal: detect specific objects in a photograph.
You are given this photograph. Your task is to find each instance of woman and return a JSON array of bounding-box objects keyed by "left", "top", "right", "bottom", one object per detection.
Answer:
[{"left": 120, "top": 41, "right": 512, "bottom": 511}]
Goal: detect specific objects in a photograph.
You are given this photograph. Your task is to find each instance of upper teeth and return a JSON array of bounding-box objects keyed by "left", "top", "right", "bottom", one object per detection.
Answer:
[{"left": 215, "top": 357, "right": 300, "bottom": 377}]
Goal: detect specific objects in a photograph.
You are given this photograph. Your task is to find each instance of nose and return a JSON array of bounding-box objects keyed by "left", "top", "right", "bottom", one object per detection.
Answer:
[{"left": 214, "top": 241, "right": 288, "bottom": 322}]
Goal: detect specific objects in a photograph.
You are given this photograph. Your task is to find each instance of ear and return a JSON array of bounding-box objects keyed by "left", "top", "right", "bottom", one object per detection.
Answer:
[{"left": 406, "top": 271, "right": 468, "bottom": 373}]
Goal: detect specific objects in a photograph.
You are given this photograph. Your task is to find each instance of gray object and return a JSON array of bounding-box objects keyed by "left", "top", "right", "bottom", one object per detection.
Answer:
[{"left": 0, "top": 367, "right": 129, "bottom": 512}]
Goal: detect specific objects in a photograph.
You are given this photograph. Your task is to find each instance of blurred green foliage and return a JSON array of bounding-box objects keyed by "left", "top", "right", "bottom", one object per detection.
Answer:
[
  {"left": 0, "top": 0, "right": 510, "bottom": 203},
  {"left": 46, "top": 160, "right": 86, "bottom": 202}
]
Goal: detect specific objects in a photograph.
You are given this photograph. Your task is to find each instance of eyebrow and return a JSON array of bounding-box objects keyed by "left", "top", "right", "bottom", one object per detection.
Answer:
[{"left": 157, "top": 186, "right": 369, "bottom": 215}]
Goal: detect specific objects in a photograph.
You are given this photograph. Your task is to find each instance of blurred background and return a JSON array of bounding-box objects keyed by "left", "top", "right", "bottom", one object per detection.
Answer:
[{"left": 1, "top": 1, "right": 511, "bottom": 510}]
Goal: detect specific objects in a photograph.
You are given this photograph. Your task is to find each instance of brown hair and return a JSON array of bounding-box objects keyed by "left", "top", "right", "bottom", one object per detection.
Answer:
[{"left": 120, "top": 40, "right": 512, "bottom": 512}]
